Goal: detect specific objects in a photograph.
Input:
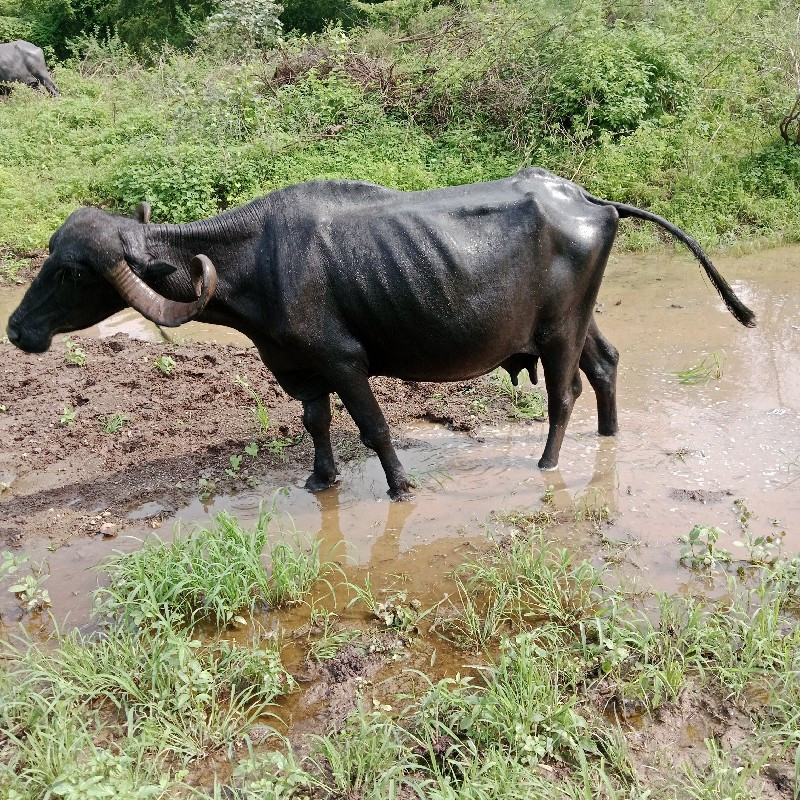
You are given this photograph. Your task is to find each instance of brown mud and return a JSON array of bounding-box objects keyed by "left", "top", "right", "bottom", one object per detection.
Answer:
[
  {"left": 0, "top": 332, "right": 518, "bottom": 551},
  {"left": 3, "top": 245, "right": 797, "bottom": 594}
]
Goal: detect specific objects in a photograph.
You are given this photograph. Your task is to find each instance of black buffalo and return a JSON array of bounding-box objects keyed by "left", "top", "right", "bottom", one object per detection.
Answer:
[
  {"left": 0, "top": 40, "right": 58, "bottom": 95},
  {"left": 6, "top": 169, "right": 755, "bottom": 498}
]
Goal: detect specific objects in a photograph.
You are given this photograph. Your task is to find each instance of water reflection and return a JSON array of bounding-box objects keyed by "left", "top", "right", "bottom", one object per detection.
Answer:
[
  {"left": 541, "top": 433, "right": 620, "bottom": 518},
  {"left": 313, "top": 482, "right": 418, "bottom": 568}
]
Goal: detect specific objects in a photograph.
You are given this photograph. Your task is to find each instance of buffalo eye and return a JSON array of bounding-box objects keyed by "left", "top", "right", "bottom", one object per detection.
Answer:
[{"left": 58, "top": 262, "right": 84, "bottom": 284}]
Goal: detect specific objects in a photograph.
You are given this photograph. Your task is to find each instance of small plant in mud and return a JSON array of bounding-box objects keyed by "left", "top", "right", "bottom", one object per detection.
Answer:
[
  {"left": 372, "top": 592, "right": 423, "bottom": 633},
  {"left": 63, "top": 337, "right": 86, "bottom": 366},
  {"left": 674, "top": 352, "right": 725, "bottom": 385},
  {"left": 226, "top": 453, "right": 244, "bottom": 477},
  {"left": 346, "top": 577, "right": 425, "bottom": 634},
  {"left": 224, "top": 445, "right": 264, "bottom": 481},
  {"left": 7, "top": 572, "right": 51, "bottom": 612},
  {"left": 197, "top": 476, "right": 217, "bottom": 501},
  {"left": 306, "top": 607, "right": 362, "bottom": 663},
  {"left": 679, "top": 524, "right": 732, "bottom": 570},
  {"left": 498, "top": 489, "right": 612, "bottom": 534},
  {"left": 0, "top": 403, "right": 8, "bottom": 412},
  {"left": 236, "top": 375, "right": 299, "bottom": 458},
  {"left": 1, "top": 551, "right": 26, "bottom": 583},
  {"left": 470, "top": 394, "right": 489, "bottom": 414},
  {"left": 153, "top": 354, "right": 176, "bottom": 376},
  {"left": 59, "top": 406, "right": 77, "bottom": 427},
  {"left": 236, "top": 373, "right": 272, "bottom": 434},
  {"left": 245, "top": 441, "right": 259, "bottom": 458},
  {"left": 263, "top": 434, "right": 298, "bottom": 461},
  {"left": 573, "top": 487, "right": 612, "bottom": 527},
  {"left": 2, "top": 553, "right": 51, "bottom": 612},
  {"left": 103, "top": 412, "right": 130, "bottom": 434},
  {"left": 732, "top": 498, "right": 784, "bottom": 566},
  {"left": 493, "top": 369, "right": 546, "bottom": 421}
]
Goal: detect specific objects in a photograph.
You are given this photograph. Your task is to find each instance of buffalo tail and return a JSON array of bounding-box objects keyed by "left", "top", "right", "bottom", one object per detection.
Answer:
[{"left": 586, "top": 196, "right": 756, "bottom": 328}]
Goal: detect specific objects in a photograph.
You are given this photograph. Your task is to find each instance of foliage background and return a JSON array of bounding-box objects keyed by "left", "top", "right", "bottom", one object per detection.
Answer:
[{"left": 1, "top": 0, "right": 800, "bottom": 261}]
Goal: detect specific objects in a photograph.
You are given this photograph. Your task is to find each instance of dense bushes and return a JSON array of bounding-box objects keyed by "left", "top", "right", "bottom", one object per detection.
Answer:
[
  {"left": 0, "top": 0, "right": 218, "bottom": 57},
  {"left": 1, "top": 0, "right": 800, "bottom": 262}
]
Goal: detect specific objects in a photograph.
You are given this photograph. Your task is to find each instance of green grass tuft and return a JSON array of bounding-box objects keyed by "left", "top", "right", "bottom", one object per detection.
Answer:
[{"left": 95, "top": 504, "right": 329, "bottom": 628}]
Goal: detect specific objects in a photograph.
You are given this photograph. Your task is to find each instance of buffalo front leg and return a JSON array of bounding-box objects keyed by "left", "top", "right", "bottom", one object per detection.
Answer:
[
  {"left": 302, "top": 395, "right": 338, "bottom": 492},
  {"left": 580, "top": 319, "right": 620, "bottom": 436},
  {"left": 334, "top": 377, "right": 414, "bottom": 500}
]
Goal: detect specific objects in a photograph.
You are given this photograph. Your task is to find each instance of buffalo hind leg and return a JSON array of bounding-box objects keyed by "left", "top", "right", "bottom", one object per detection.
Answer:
[
  {"left": 538, "top": 338, "right": 585, "bottom": 471},
  {"left": 333, "top": 375, "right": 414, "bottom": 500},
  {"left": 580, "top": 319, "right": 619, "bottom": 436},
  {"left": 303, "top": 395, "right": 338, "bottom": 492}
]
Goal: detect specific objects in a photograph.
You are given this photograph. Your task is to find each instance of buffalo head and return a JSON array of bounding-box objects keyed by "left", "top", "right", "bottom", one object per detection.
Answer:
[{"left": 6, "top": 203, "right": 217, "bottom": 353}]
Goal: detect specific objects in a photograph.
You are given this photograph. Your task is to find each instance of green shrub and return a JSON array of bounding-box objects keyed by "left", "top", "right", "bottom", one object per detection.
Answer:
[
  {"left": 543, "top": 22, "right": 692, "bottom": 138},
  {"left": 280, "top": 0, "right": 366, "bottom": 35},
  {"left": 106, "top": 140, "right": 225, "bottom": 222},
  {"left": 0, "top": 13, "right": 31, "bottom": 40},
  {"left": 3, "top": 0, "right": 800, "bottom": 254}
]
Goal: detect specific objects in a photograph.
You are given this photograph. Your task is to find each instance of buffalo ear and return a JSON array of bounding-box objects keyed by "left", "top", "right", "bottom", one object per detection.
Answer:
[
  {"left": 142, "top": 260, "right": 177, "bottom": 279},
  {"left": 119, "top": 229, "right": 177, "bottom": 280},
  {"left": 135, "top": 202, "right": 152, "bottom": 224}
]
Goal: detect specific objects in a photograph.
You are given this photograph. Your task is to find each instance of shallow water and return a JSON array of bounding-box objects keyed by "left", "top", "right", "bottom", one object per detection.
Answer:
[{"left": 2, "top": 245, "right": 799, "bottom": 619}]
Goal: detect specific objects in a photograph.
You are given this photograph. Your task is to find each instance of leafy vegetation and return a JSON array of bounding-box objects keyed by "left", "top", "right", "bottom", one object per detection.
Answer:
[
  {"left": 102, "top": 411, "right": 129, "bottom": 433},
  {"left": 1, "top": 491, "right": 798, "bottom": 797},
  {"left": 62, "top": 338, "right": 86, "bottom": 367},
  {"left": 205, "top": 527, "right": 800, "bottom": 799},
  {"left": 153, "top": 354, "right": 176, "bottom": 375},
  {"left": 2, "top": 0, "right": 800, "bottom": 281},
  {"left": 0, "top": 505, "right": 340, "bottom": 797}
]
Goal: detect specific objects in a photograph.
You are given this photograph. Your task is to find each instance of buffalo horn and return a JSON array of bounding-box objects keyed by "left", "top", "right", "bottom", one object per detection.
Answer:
[{"left": 105, "top": 255, "right": 218, "bottom": 327}]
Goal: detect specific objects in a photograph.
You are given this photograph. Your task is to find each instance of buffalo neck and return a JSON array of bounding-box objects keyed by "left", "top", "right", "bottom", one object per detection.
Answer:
[{"left": 143, "top": 198, "right": 270, "bottom": 338}]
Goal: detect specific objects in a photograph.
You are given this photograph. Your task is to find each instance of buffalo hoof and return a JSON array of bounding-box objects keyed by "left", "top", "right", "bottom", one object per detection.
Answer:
[
  {"left": 388, "top": 478, "right": 416, "bottom": 502},
  {"left": 597, "top": 424, "right": 619, "bottom": 437},
  {"left": 305, "top": 472, "right": 338, "bottom": 492},
  {"left": 537, "top": 457, "right": 559, "bottom": 471}
]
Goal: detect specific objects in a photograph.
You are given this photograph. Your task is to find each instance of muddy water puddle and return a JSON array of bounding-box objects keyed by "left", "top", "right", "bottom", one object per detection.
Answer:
[{"left": 2, "top": 246, "right": 800, "bottom": 623}]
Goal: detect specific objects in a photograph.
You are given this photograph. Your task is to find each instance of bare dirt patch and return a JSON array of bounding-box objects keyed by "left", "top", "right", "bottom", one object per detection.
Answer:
[
  {"left": 669, "top": 488, "right": 735, "bottom": 503},
  {"left": 0, "top": 334, "right": 538, "bottom": 549}
]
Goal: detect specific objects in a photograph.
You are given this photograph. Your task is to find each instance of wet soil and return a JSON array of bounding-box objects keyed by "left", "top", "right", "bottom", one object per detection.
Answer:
[
  {"left": 0, "top": 248, "right": 46, "bottom": 287},
  {"left": 2, "top": 243, "right": 799, "bottom": 597},
  {"left": 0, "top": 333, "right": 524, "bottom": 550}
]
